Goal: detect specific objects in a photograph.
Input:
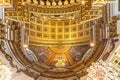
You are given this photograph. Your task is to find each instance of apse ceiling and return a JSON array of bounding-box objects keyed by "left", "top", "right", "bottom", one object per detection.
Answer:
[{"left": 0, "top": 0, "right": 119, "bottom": 79}]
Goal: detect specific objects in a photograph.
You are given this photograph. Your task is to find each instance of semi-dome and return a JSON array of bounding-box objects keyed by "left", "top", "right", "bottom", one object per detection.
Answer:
[{"left": 0, "top": 0, "right": 119, "bottom": 80}]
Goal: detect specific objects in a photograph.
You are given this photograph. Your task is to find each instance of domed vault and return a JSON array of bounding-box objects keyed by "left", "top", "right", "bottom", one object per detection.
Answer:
[{"left": 0, "top": 0, "right": 119, "bottom": 80}]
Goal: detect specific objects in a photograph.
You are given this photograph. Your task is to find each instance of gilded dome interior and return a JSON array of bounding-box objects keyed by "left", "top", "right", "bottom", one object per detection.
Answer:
[{"left": 0, "top": 0, "right": 120, "bottom": 80}]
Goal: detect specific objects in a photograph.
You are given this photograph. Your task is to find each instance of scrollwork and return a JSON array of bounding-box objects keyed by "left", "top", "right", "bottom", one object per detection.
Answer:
[
  {"left": 0, "top": 24, "right": 6, "bottom": 40},
  {"left": 102, "top": 39, "right": 118, "bottom": 60},
  {"left": 109, "top": 16, "right": 119, "bottom": 38},
  {"left": 0, "top": 40, "right": 18, "bottom": 71}
]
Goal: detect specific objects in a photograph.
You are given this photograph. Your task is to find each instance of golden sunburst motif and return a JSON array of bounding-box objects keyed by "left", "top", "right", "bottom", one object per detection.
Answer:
[
  {"left": 45, "top": 46, "right": 74, "bottom": 67},
  {"left": 49, "top": 46, "right": 71, "bottom": 54}
]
